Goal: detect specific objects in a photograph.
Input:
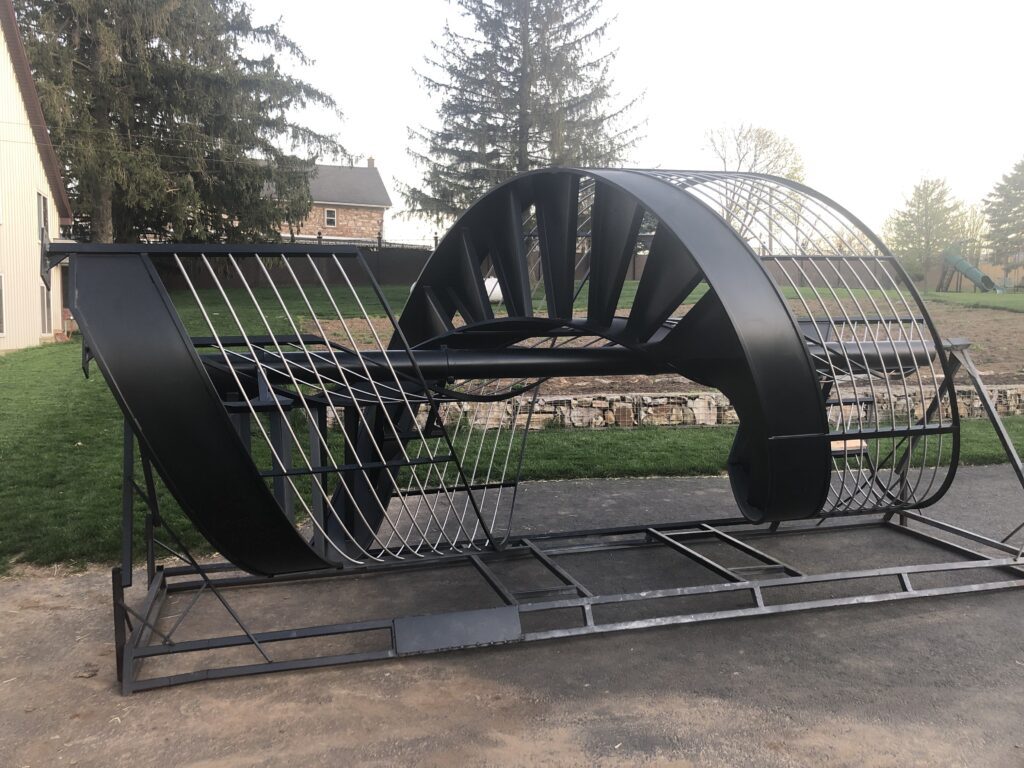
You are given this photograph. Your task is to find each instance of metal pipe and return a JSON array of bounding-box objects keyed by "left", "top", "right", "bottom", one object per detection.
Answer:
[
  {"left": 203, "top": 338, "right": 936, "bottom": 384},
  {"left": 203, "top": 345, "right": 666, "bottom": 382}
]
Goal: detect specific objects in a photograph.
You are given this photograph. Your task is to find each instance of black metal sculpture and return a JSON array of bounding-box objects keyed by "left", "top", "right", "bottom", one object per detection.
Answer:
[{"left": 47, "top": 168, "right": 1024, "bottom": 692}]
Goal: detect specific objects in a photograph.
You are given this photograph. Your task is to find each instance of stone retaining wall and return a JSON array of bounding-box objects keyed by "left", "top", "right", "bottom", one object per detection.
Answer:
[{"left": 454, "top": 385, "right": 1024, "bottom": 430}]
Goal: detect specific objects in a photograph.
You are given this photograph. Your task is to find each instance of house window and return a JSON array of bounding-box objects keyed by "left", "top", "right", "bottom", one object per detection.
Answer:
[
  {"left": 37, "top": 193, "right": 49, "bottom": 240},
  {"left": 324, "top": 208, "right": 337, "bottom": 227},
  {"left": 40, "top": 284, "right": 52, "bottom": 335},
  {"left": 0, "top": 275, "right": 5, "bottom": 335}
]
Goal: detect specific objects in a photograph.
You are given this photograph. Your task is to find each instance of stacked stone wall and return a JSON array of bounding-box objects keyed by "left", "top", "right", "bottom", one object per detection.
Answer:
[{"left": 444, "top": 385, "right": 1024, "bottom": 431}]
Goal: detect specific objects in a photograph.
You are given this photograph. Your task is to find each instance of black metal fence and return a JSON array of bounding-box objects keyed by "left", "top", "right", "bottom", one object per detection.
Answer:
[{"left": 155, "top": 245, "right": 432, "bottom": 291}]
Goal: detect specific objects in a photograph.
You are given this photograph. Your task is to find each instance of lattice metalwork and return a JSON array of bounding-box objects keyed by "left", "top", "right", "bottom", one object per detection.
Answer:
[
  {"left": 46, "top": 168, "right": 1024, "bottom": 695},
  {"left": 642, "top": 171, "right": 957, "bottom": 514},
  {"left": 58, "top": 168, "right": 960, "bottom": 578}
]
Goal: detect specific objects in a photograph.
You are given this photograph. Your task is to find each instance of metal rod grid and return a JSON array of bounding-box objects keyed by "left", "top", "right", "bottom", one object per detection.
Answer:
[
  {"left": 114, "top": 508, "right": 1024, "bottom": 694},
  {"left": 100, "top": 326, "right": 1023, "bottom": 696},
  {"left": 638, "top": 171, "right": 959, "bottom": 515},
  {"left": 162, "top": 249, "right": 528, "bottom": 564}
]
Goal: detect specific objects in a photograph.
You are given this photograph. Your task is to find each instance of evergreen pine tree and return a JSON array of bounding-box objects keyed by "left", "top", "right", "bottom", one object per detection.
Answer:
[
  {"left": 16, "top": 0, "right": 343, "bottom": 242},
  {"left": 882, "top": 178, "right": 963, "bottom": 280},
  {"left": 984, "top": 158, "right": 1024, "bottom": 277},
  {"left": 404, "top": 0, "right": 640, "bottom": 224}
]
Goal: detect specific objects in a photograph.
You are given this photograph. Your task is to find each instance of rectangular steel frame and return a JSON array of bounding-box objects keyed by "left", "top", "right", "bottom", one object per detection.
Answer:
[
  {"left": 109, "top": 348, "right": 1024, "bottom": 694},
  {"left": 112, "top": 510, "right": 1024, "bottom": 694}
]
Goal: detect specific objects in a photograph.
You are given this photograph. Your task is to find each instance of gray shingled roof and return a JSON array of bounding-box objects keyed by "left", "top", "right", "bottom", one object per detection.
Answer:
[{"left": 309, "top": 164, "right": 392, "bottom": 207}]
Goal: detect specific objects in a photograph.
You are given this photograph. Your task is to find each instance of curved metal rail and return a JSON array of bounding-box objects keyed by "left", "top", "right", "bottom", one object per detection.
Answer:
[
  {"left": 406, "top": 168, "right": 959, "bottom": 522},
  {"left": 58, "top": 168, "right": 959, "bottom": 576}
]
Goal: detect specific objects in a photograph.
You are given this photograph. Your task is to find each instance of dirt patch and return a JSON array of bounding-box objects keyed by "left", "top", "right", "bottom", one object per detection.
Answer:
[
  {"left": 300, "top": 300, "right": 1023, "bottom": 396},
  {"left": 3, "top": 469, "right": 1024, "bottom": 767},
  {"left": 543, "top": 301, "right": 1024, "bottom": 395},
  {"left": 926, "top": 302, "right": 1024, "bottom": 383},
  {"left": 0, "top": 554, "right": 1019, "bottom": 767}
]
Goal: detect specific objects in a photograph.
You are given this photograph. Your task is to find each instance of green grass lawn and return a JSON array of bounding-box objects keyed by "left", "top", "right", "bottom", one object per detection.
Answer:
[
  {"left": 170, "top": 280, "right": 647, "bottom": 336},
  {"left": 168, "top": 279, "right": 917, "bottom": 338},
  {"left": 923, "top": 291, "right": 1024, "bottom": 314},
  {"left": 2, "top": 341, "right": 1022, "bottom": 570},
  {"left": 170, "top": 283, "right": 413, "bottom": 336},
  {"left": 163, "top": 273, "right": 964, "bottom": 345}
]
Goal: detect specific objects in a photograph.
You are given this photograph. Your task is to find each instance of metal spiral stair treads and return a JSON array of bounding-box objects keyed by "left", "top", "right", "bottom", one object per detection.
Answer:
[{"left": 58, "top": 168, "right": 960, "bottom": 578}]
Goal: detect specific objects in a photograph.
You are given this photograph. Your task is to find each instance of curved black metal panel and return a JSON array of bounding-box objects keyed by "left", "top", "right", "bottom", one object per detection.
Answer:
[
  {"left": 591, "top": 168, "right": 832, "bottom": 521},
  {"left": 405, "top": 167, "right": 833, "bottom": 522},
  {"left": 63, "top": 167, "right": 960, "bottom": 576},
  {"left": 71, "top": 253, "right": 326, "bottom": 575}
]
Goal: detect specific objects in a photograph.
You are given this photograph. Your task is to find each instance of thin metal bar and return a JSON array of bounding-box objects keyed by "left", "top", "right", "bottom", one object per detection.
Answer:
[
  {"left": 120, "top": 421, "right": 134, "bottom": 589},
  {"left": 521, "top": 538, "right": 593, "bottom": 597},
  {"left": 111, "top": 568, "right": 127, "bottom": 682},
  {"left": 139, "top": 449, "right": 161, "bottom": 585},
  {"left": 469, "top": 555, "right": 518, "bottom": 606},
  {"left": 160, "top": 581, "right": 208, "bottom": 644},
  {"left": 258, "top": 454, "right": 457, "bottom": 478},
  {"left": 520, "top": 556, "right": 1024, "bottom": 615},
  {"left": 949, "top": 347, "right": 1024, "bottom": 544},
  {"left": 268, "top": 410, "right": 293, "bottom": 522},
  {"left": 135, "top": 617, "right": 392, "bottom": 658},
  {"left": 646, "top": 528, "right": 743, "bottom": 582},
  {"left": 120, "top": 568, "right": 168, "bottom": 690},
  {"left": 697, "top": 524, "right": 803, "bottom": 577},
  {"left": 130, "top": 649, "right": 397, "bottom": 693},
  {"left": 157, "top": 519, "right": 273, "bottom": 663},
  {"left": 401, "top": 480, "right": 519, "bottom": 499},
  {"left": 49, "top": 242, "right": 364, "bottom": 256},
  {"left": 898, "top": 511, "right": 1024, "bottom": 557},
  {"left": 522, "top": 579, "right": 1024, "bottom": 643},
  {"left": 752, "top": 584, "right": 766, "bottom": 607},
  {"left": 884, "top": 520, "right": 996, "bottom": 563},
  {"left": 120, "top": 603, "right": 173, "bottom": 646}
]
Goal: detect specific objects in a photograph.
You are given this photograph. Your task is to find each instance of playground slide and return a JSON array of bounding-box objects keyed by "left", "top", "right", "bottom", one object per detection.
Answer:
[{"left": 939, "top": 244, "right": 998, "bottom": 292}]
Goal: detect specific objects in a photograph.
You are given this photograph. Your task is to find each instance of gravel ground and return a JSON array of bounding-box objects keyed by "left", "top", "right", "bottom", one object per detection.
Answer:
[{"left": 1, "top": 465, "right": 1023, "bottom": 767}]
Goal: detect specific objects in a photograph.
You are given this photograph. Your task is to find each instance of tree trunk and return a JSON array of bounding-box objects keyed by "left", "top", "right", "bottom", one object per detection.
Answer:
[
  {"left": 515, "top": 0, "right": 532, "bottom": 174},
  {"left": 91, "top": 179, "right": 113, "bottom": 243},
  {"left": 88, "top": 84, "right": 115, "bottom": 242}
]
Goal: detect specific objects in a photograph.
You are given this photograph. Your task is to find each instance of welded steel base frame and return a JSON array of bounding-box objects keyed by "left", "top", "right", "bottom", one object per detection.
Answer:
[
  {"left": 110, "top": 346, "right": 1024, "bottom": 694},
  {"left": 112, "top": 512, "right": 1024, "bottom": 694}
]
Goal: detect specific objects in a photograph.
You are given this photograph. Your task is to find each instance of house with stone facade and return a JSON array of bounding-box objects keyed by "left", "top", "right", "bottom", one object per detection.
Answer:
[
  {"left": 282, "top": 159, "right": 392, "bottom": 244},
  {"left": 0, "top": 0, "right": 72, "bottom": 352}
]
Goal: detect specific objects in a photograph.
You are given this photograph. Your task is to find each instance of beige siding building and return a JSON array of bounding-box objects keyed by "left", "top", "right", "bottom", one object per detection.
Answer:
[{"left": 0, "top": 1, "right": 72, "bottom": 353}]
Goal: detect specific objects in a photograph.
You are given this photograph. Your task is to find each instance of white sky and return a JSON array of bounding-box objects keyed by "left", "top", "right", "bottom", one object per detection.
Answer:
[{"left": 251, "top": 0, "right": 1024, "bottom": 244}]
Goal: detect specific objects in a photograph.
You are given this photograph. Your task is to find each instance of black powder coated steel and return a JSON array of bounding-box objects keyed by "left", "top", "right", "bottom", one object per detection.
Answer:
[
  {"left": 52, "top": 168, "right": 962, "bottom": 577},
  {"left": 107, "top": 398, "right": 1024, "bottom": 694},
  {"left": 44, "top": 168, "right": 1022, "bottom": 692},
  {"left": 71, "top": 252, "right": 335, "bottom": 575},
  {"left": 404, "top": 169, "right": 833, "bottom": 523},
  {"left": 103, "top": 334, "right": 1024, "bottom": 694}
]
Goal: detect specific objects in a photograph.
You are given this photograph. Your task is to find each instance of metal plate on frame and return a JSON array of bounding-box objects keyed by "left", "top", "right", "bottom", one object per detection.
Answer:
[{"left": 393, "top": 605, "right": 522, "bottom": 655}]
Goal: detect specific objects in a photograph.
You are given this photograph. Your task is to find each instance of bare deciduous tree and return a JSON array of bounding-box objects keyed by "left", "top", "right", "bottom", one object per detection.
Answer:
[
  {"left": 704, "top": 125, "right": 806, "bottom": 249},
  {"left": 706, "top": 125, "right": 805, "bottom": 180},
  {"left": 955, "top": 203, "right": 988, "bottom": 265}
]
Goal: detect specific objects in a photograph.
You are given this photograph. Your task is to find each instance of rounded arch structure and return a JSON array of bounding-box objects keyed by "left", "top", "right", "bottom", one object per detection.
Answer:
[
  {"left": 401, "top": 168, "right": 959, "bottom": 524},
  {"left": 60, "top": 168, "right": 960, "bottom": 577}
]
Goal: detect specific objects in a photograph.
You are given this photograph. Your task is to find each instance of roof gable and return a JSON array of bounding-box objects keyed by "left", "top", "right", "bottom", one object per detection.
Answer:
[
  {"left": 309, "top": 164, "right": 392, "bottom": 208},
  {"left": 0, "top": 0, "right": 72, "bottom": 223}
]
